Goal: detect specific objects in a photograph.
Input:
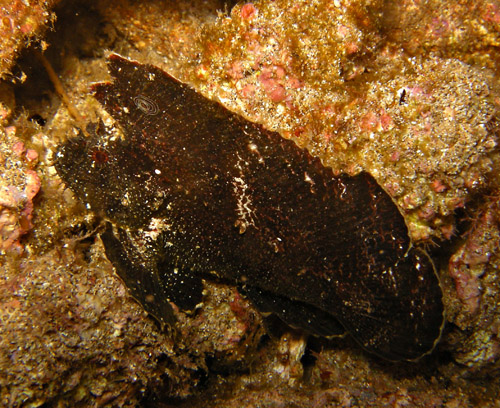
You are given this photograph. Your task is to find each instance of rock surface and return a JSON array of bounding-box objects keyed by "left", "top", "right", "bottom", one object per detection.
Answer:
[{"left": 0, "top": 0, "right": 499, "bottom": 406}]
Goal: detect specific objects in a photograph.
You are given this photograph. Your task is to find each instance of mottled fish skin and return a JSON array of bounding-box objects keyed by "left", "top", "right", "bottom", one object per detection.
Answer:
[{"left": 55, "top": 54, "right": 444, "bottom": 361}]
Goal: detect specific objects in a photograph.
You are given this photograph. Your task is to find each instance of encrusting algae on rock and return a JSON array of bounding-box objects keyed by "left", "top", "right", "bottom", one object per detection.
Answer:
[
  {"left": 1, "top": 0, "right": 500, "bottom": 405},
  {"left": 0, "top": 125, "right": 41, "bottom": 254}
]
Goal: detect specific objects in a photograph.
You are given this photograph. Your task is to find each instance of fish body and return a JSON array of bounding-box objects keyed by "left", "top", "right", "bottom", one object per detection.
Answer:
[{"left": 55, "top": 54, "right": 444, "bottom": 361}]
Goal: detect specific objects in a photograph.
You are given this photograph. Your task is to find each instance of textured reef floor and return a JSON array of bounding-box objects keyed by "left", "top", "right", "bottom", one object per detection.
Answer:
[{"left": 0, "top": 0, "right": 500, "bottom": 406}]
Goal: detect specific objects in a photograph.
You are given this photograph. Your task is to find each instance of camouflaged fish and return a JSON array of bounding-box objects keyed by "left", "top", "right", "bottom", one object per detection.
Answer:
[{"left": 55, "top": 54, "right": 444, "bottom": 361}]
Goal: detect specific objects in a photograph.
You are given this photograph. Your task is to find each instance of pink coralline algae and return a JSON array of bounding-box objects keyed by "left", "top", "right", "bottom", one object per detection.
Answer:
[
  {"left": 0, "top": 0, "right": 59, "bottom": 77},
  {"left": 448, "top": 199, "right": 499, "bottom": 319},
  {"left": 240, "top": 3, "right": 257, "bottom": 21},
  {"left": 1, "top": 0, "right": 500, "bottom": 404},
  {"left": 0, "top": 128, "right": 41, "bottom": 254},
  {"left": 259, "top": 66, "right": 288, "bottom": 102},
  {"left": 446, "top": 197, "right": 500, "bottom": 366},
  {"left": 449, "top": 247, "right": 488, "bottom": 317}
]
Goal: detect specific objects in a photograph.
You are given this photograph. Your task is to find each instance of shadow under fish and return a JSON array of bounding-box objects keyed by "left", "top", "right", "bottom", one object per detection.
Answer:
[{"left": 55, "top": 54, "right": 444, "bottom": 362}]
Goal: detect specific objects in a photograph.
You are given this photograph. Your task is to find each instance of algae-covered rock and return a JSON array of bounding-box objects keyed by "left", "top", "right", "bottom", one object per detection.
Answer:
[
  {"left": 446, "top": 197, "right": 500, "bottom": 367},
  {"left": 1, "top": 0, "right": 500, "bottom": 406},
  {"left": 0, "top": 0, "right": 59, "bottom": 79}
]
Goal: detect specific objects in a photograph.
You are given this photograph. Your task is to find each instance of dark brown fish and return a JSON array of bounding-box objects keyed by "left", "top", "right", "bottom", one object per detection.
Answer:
[{"left": 55, "top": 54, "right": 444, "bottom": 361}]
